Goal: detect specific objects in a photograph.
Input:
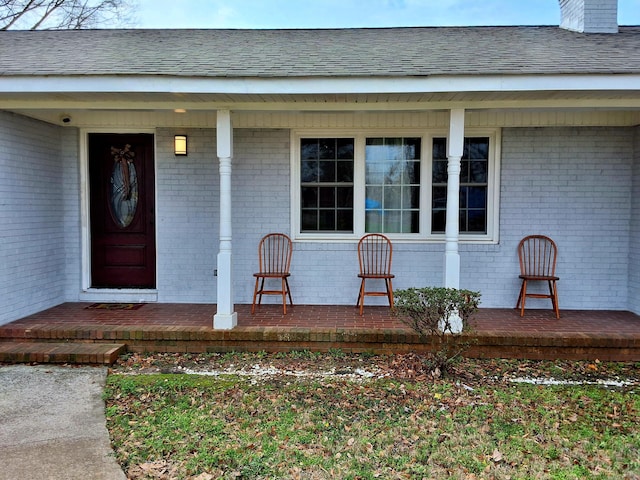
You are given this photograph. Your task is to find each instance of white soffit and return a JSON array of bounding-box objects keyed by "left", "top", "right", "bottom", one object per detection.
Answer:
[{"left": 1, "top": 74, "right": 640, "bottom": 95}]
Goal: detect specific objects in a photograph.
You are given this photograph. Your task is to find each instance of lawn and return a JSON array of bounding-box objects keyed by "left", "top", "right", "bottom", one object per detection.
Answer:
[{"left": 105, "top": 352, "right": 640, "bottom": 480}]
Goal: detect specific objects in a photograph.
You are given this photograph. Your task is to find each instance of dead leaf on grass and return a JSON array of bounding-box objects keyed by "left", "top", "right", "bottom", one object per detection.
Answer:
[{"left": 491, "top": 448, "right": 503, "bottom": 463}]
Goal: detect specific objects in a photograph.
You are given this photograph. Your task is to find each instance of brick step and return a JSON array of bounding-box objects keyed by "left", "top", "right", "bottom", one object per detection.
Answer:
[{"left": 0, "top": 341, "right": 126, "bottom": 365}]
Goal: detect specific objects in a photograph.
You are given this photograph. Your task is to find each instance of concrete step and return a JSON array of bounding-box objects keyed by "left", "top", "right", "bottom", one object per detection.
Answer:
[{"left": 0, "top": 341, "right": 126, "bottom": 365}]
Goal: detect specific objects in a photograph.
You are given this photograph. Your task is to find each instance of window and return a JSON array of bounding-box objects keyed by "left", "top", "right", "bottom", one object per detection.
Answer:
[
  {"left": 293, "top": 130, "right": 499, "bottom": 242},
  {"left": 365, "top": 137, "right": 421, "bottom": 234},
  {"left": 432, "top": 137, "right": 490, "bottom": 234},
  {"left": 300, "top": 138, "right": 354, "bottom": 232}
]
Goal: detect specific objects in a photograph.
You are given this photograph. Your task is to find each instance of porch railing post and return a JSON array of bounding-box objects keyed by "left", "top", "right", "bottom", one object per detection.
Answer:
[{"left": 214, "top": 109, "right": 238, "bottom": 329}]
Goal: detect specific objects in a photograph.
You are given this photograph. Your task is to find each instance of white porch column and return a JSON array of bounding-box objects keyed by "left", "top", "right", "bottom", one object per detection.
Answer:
[
  {"left": 213, "top": 109, "right": 238, "bottom": 329},
  {"left": 444, "top": 108, "right": 465, "bottom": 289}
]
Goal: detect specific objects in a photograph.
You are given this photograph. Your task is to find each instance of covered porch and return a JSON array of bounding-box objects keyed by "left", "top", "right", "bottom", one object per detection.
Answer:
[{"left": 1, "top": 303, "right": 638, "bottom": 363}]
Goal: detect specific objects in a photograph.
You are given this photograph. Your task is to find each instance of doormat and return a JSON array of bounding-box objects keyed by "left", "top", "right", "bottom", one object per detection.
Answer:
[{"left": 85, "top": 303, "right": 145, "bottom": 310}]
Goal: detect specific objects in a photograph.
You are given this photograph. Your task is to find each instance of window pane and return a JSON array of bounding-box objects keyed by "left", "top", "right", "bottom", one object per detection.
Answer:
[
  {"left": 337, "top": 160, "right": 353, "bottom": 182},
  {"left": 301, "top": 211, "right": 317, "bottom": 231},
  {"left": 336, "top": 209, "right": 354, "bottom": 231},
  {"left": 365, "top": 186, "right": 383, "bottom": 209},
  {"left": 365, "top": 137, "right": 421, "bottom": 234},
  {"left": 403, "top": 161, "right": 420, "bottom": 184},
  {"left": 365, "top": 210, "right": 383, "bottom": 233},
  {"left": 336, "top": 187, "right": 353, "bottom": 208},
  {"left": 337, "top": 138, "right": 354, "bottom": 159},
  {"left": 384, "top": 211, "right": 402, "bottom": 233},
  {"left": 467, "top": 210, "right": 487, "bottom": 233},
  {"left": 408, "top": 186, "right": 420, "bottom": 209},
  {"left": 384, "top": 185, "right": 402, "bottom": 209},
  {"left": 408, "top": 211, "right": 420, "bottom": 233},
  {"left": 432, "top": 186, "right": 447, "bottom": 209},
  {"left": 319, "top": 138, "right": 336, "bottom": 159},
  {"left": 301, "top": 160, "right": 318, "bottom": 182},
  {"left": 432, "top": 210, "right": 445, "bottom": 233},
  {"left": 319, "top": 187, "right": 335, "bottom": 208},
  {"left": 318, "top": 161, "right": 336, "bottom": 182},
  {"left": 432, "top": 160, "right": 447, "bottom": 183},
  {"left": 404, "top": 138, "right": 421, "bottom": 160},
  {"left": 301, "top": 139, "right": 319, "bottom": 160},
  {"left": 470, "top": 160, "right": 488, "bottom": 183},
  {"left": 467, "top": 187, "right": 487, "bottom": 209},
  {"left": 365, "top": 162, "right": 385, "bottom": 184},
  {"left": 301, "top": 187, "right": 318, "bottom": 208},
  {"left": 465, "top": 138, "right": 489, "bottom": 159},
  {"left": 384, "top": 161, "right": 402, "bottom": 184},
  {"left": 432, "top": 138, "right": 447, "bottom": 160},
  {"left": 319, "top": 210, "right": 335, "bottom": 230}
]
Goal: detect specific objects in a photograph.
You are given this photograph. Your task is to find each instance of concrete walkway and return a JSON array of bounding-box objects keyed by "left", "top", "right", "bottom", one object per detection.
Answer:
[{"left": 0, "top": 365, "right": 126, "bottom": 480}]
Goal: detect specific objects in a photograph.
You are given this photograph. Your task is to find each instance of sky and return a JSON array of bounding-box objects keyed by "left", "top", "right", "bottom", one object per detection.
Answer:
[{"left": 135, "top": 0, "right": 640, "bottom": 29}]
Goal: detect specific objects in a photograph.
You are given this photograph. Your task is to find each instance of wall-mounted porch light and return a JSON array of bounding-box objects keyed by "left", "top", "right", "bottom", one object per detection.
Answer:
[{"left": 174, "top": 135, "right": 188, "bottom": 156}]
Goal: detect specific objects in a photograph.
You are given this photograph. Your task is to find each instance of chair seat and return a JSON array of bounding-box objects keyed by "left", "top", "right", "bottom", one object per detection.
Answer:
[
  {"left": 358, "top": 273, "right": 394, "bottom": 279},
  {"left": 519, "top": 274, "right": 559, "bottom": 281},
  {"left": 254, "top": 272, "right": 291, "bottom": 278}
]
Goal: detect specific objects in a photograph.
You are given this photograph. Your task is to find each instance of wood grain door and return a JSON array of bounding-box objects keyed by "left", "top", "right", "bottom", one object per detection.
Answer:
[{"left": 89, "top": 133, "right": 156, "bottom": 288}]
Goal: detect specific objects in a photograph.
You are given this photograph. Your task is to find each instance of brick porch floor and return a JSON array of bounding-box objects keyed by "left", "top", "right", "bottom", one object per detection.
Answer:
[{"left": 1, "top": 303, "right": 640, "bottom": 361}]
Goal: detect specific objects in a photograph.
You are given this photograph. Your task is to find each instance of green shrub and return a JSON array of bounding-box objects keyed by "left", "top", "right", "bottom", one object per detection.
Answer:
[
  {"left": 393, "top": 287, "right": 481, "bottom": 376},
  {"left": 393, "top": 287, "right": 480, "bottom": 336}
]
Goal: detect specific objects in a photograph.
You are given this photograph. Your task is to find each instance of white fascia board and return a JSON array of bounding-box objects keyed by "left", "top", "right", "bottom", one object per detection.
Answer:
[{"left": 0, "top": 74, "right": 639, "bottom": 94}]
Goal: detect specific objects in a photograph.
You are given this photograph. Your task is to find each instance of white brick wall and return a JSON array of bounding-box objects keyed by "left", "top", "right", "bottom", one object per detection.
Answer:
[
  {"left": 0, "top": 119, "right": 637, "bottom": 322},
  {"left": 464, "top": 126, "right": 633, "bottom": 310},
  {"left": 155, "top": 128, "right": 218, "bottom": 302},
  {"left": 0, "top": 112, "right": 68, "bottom": 325},
  {"left": 231, "top": 126, "right": 635, "bottom": 310},
  {"left": 629, "top": 127, "right": 640, "bottom": 314}
]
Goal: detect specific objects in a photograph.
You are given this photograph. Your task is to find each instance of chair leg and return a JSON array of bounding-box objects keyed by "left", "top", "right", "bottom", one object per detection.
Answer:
[
  {"left": 358, "top": 278, "right": 366, "bottom": 316},
  {"left": 386, "top": 278, "right": 394, "bottom": 308},
  {"left": 516, "top": 282, "right": 523, "bottom": 309},
  {"left": 519, "top": 280, "right": 527, "bottom": 317},
  {"left": 251, "top": 277, "right": 261, "bottom": 314},
  {"left": 281, "top": 278, "right": 288, "bottom": 315},
  {"left": 549, "top": 280, "right": 560, "bottom": 319},
  {"left": 284, "top": 278, "right": 293, "bottom": 306}
]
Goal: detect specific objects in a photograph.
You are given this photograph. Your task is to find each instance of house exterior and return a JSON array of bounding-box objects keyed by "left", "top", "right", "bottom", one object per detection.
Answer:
[{"left": 0, "top": 0, "right": 639, "bottom": 329}]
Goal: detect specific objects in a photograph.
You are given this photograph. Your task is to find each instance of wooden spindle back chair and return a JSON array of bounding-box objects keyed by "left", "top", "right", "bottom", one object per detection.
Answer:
[
  {"left": 356, "top": 233, "right": 394, "bottom": 315},
  {"left": 251, "top": 233, "right": 293, "bottom": 314},
  {"left": 516, "top": 235, "right": 560, "bottom": 318}
]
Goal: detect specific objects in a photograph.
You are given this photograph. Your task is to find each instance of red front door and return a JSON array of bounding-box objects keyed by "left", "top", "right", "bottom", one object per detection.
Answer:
[{"left": 89, "top": 133, "right": 156, "bottom": 288}]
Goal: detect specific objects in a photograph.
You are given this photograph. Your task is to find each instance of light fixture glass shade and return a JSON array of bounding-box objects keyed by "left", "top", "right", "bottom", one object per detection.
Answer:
[{"left": 174, "top": 135, "right": 188, "bottom": 155}]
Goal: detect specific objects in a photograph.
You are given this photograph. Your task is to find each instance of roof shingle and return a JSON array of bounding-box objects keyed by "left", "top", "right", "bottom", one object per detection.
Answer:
[{"left": 0, "top": 26, "right": 639, "bottom": 78}]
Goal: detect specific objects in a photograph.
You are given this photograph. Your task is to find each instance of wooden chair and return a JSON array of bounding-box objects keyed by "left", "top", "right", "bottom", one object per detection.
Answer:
[
  {"left": 516, "top": 235, "right": 560, "bottom": 318},
  {"left": 356, "top": 233, "right": 394, "bottom": 316},
  {"left": 251, "top": 233, "right": 293, "bottom": 314}
]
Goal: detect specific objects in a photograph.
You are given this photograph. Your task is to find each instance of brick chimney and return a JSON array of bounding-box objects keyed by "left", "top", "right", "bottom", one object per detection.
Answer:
[{"left": 559, "top": 0, "right": 618, "bottom": 33}]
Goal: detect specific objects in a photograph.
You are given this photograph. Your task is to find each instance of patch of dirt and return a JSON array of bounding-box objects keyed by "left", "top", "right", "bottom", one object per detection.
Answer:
[{"left": 110, "top": 352, "right": 640, "bottom": 388}]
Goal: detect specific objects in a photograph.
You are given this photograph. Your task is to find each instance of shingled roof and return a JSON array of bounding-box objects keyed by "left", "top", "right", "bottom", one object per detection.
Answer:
[{"left": 0, "top": 26, "right": 639, "bottom": 78}]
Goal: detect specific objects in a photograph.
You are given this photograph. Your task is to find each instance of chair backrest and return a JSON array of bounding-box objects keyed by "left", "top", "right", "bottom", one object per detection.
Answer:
[
  {"left": 258, "top": 233, "right": 292, "bottom": 274},
  {"left": 518, "top": 235, "right": 558, "bottom": 277},
  {"left": 358, "top": 233, "right": 393, "bottom": 276}
]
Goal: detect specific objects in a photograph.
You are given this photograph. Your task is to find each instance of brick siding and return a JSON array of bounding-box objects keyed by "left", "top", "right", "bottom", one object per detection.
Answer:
[
  {"left": 0, "top": 112, "right": 68, "bottom": 324},
  {"left": 0, "top": 117, "right": 638, "bottom": 325}
]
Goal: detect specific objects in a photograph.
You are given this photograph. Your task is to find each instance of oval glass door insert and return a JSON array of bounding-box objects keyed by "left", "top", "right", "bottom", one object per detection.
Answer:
[{"left": 109, "top": 144, "right": 139, "bottom": 228}]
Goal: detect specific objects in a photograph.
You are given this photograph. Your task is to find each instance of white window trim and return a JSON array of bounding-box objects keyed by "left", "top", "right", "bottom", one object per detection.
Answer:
[{"left": 290, "top": 128, "right": 501, "bottom": 244}]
